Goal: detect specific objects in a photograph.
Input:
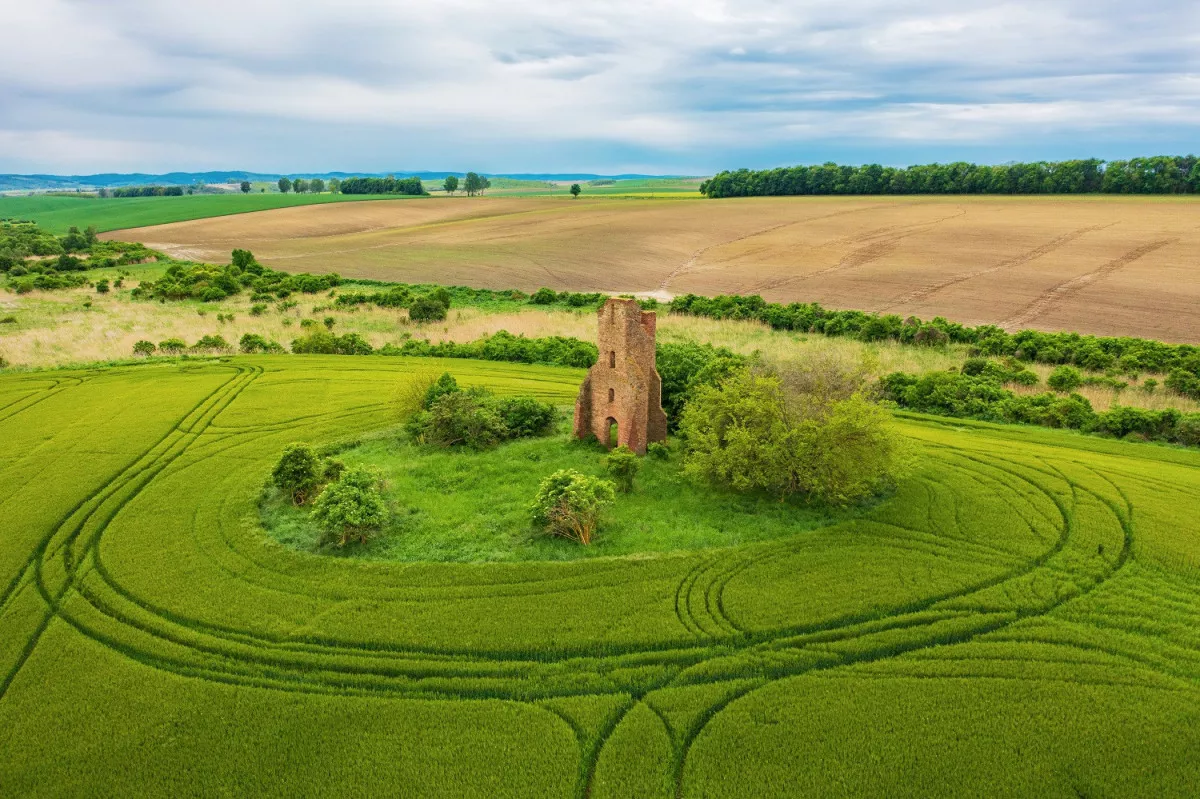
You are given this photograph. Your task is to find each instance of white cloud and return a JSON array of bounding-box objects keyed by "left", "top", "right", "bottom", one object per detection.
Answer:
[{"left": 0, "top": 0, "right": 1197, "bottom": 172}]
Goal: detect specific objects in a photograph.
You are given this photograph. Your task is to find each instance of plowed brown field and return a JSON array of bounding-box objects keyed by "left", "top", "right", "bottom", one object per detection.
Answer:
[{"left": 107, "top": 195, "right": 1200, "bottom": 342}]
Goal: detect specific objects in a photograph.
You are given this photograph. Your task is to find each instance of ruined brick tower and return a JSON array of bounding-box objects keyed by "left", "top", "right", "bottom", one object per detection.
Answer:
[{"left": 574, "top": 298, "right": 668, "bottom": 454}]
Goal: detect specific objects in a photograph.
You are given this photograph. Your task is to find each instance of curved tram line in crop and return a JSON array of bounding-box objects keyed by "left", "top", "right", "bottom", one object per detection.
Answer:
[{"left": 1, "top": 358, "right": 1199, "bottom": 797}]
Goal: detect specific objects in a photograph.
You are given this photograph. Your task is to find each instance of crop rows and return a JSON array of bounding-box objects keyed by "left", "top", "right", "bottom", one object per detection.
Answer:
[{"left": 1, "top": 355, "right": 1198, "bottom": 796}]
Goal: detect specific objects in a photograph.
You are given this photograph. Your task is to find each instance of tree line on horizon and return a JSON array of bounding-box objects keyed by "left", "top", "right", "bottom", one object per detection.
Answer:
[{"left": 700, "top": 155, "right": 1200, "bottom": 197}]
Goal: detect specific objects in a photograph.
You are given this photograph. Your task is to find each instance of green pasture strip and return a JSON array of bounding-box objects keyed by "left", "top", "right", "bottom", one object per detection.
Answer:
[
  {"left": 1, "top": 357, "right": 1198, "bottom": 796},
  {"left": 0, "top": 194, "right": 420, "bottom": 234}
]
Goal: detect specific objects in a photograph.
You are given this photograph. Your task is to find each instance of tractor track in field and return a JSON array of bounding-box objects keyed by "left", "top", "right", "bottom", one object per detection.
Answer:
[
  {"left": 0, "top": 365, "right": 262, "bottom": 701},
  {"left": 744, "top": 207, "right": 967, "bottom": 295},
  {"left": 664, "top": 447, "right": 1142, "bottom": 798},
  {"left": 6, "top": 363, "right": 1195, "bottom": 799},
  {"left": 657, "top": 203, "right": 893, "bottom": 294},
  {"left": 875, "top": 223, "right": 1115, "bottom": 313},
  {"left": 1000, "top": 238, "right": 1177, "bottom": 330}
]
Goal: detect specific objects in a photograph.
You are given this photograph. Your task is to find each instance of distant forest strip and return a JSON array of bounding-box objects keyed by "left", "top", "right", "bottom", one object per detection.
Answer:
[
  {"left": 337, "top": 176, "right": 427, "bottom": 195},
  {"left": 701, "top": 156, "right": 1200, "bottom": 197}
]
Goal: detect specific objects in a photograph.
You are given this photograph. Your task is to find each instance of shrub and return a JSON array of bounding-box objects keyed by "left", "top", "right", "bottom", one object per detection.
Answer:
[
  {"left": 240, "top": 333, "right": 284, "bottom": 354},
  {"left": 272, "top": 444, "right": 323, "bottom": 504},
  {"left": 1, "top": 316, "right": 17, "bottom": 325},
  {"left": 192, "top": 334, "right": 231, "bottom": 352},
  {"left": 530, "top": 470, "right": 615, "bottom": 545},
  {"left": 423, "top": 372, "right": 460, "bottom": 409},
  {"left": 250, "top": 303, "right": 268, "bottom": 316},
  {"left": 656, "top": 341, "right": 747, "bottom": 428},
  {"left": 408, "top": 296, "right": 448, "bottom": 322},
  {"left": 530, "top": 287, "right": 557, "bottom": 305},
  {"left": 95, "top": 279, "right": 110, "bottom": 294},
  {"left": 1048, "top": 365, "right": 1083, "bottom": 393},
  {"left": 647, "top": 441, "right": 670, "bottom": 460},
  {"left": 1175, "top": 415, "right": 1200, "bottom": 447},
  {"left": 158, "top": 338, "right": 187, "bottom": 354},
  {"left": 682, "top": 367, "right": 908, "bottom": 503},
  {"left": 290, "top": 331, "right": 373, "bottom": 355},
  {"left": 604, "top": 446, "right": 641, "bottom": 493},
  {"left": 492, "top": 396, "right": 558, "bottom": 438},
  {"left": 421, "top": 391, "right": 507, "bottom": 449},
  {"left": 311, "top": 467, "right": 388, "bottom": 546},
  {"left": 132, "top": 340, "right": 156, "bottom": 357}
]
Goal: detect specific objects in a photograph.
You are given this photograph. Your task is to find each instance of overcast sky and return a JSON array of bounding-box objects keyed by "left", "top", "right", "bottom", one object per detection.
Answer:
[{"left": 2, "top": 0, "right": 1198, "bottom": 175}]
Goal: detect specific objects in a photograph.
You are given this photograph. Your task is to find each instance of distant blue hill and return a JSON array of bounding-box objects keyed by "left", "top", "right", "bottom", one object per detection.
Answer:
[{"left": 0, "top": 171, "right": 686, "bottom": 192}]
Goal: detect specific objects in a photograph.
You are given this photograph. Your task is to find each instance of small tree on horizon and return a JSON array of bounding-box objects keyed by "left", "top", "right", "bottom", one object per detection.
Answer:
[
  {"left": 464, "top": 172, "right": 481, "bottom": 196},
  {"left": 309, "top": 178, "right": 325, "bottom": 193},
  {"left": 240, "top": 180, "right": 251, "bottom": 193},
  {"left": 278, "top": 177, "right": 292, "bottom": 193},
  {"left": 443, "top": 175, "right": 459, "bottom": 195},
  {"left": 570, "top": 183, "right": 581, "bottom": 199}
]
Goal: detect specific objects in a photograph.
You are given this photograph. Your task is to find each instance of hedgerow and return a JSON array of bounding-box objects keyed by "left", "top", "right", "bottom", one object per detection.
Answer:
[
  {"left": 667, "top": 292, "right": 1200, "bottom": 397},
  {"left": 131, "top": 249, "right": 340, "bottom": 302},
  {"left": 882, "top": 366, "right": 1200, "bottom": 444}
]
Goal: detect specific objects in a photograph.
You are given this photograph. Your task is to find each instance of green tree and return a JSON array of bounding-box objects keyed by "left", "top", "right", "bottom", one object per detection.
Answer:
[
  {"left": 309, "top": 178, "right": 325, "bottom": 193},
  {"left": 278, "top": 177, "right": 292, "bottom": 193},
  {"left": 293, "top": 178, "right": 309, "bottom": 194},
  {"left": 240, "top": 180, "right": 251, "bottom": 193},
  {"left": 604, "top": 446, "right": 640, "bottom": 492},
  {"left": 272, "top": 443, "right": 323, "bottom": 504},
  {"left": 408, "top": 296, "right": 448, "bottom": 322},
  {"left": 443, "top": 175, "right": 459, "bottom": 195},
  {"left": 530, "top": 470, "right": 615, "bottom": 545},
  {"left": 422, "top": 391, "right": 508, "bottom": 449},
  {"left": 680, "top": 367, "right": 908, "bottom": 503},
  {"left": 311, "top": 467, "right": 388, "bottom": 546},
  {"left": 1048, "top": 365, "right": 1083, "bottom": 393},
  {"left": 132, "top": 340, "right": 156, "bottom": 357},
  {"left": 570, "top": 183, "right": 581, "bottom": 199},
  {"left": 463, "top": 172, "right": 482, "bottom": 197},
  {"left": 328, "top": 177, "right": 341, "bottom": 193}
]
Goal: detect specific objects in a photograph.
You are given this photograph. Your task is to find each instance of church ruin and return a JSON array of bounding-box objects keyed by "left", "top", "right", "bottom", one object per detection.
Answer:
[{"left": 573, "top": 298, "right": 668, "bottom": 454}]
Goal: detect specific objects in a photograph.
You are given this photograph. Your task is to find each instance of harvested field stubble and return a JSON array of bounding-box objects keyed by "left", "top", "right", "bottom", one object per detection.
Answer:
[
  {"left": 106, "top": 195, "right": 1200, "bottom": 342},
  {"left": 1, "top": 356, "right": 1199, "bottom": 796}
]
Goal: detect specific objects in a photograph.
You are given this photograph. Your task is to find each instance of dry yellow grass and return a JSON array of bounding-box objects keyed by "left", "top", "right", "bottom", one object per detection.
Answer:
[
  {"left": 5, "top": 284, "right": 1196, "bottom": 415},
  {"left": 106, "top": 194, "right": 1200, "bottom": 343}
]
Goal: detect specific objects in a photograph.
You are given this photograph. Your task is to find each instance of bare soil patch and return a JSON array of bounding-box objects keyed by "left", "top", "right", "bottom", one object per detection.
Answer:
[{"left": 106, "top": 195, "right": 1200, "bottom": 342}]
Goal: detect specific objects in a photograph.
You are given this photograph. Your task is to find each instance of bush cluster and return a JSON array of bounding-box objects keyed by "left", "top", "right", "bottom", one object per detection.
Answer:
[
  {"left": 1, "top": 220, "right": 157, "bottom": 289},
  {"left": 132, "top": 249, "right": 339, "bottom": 303},
  {"left": 667, "top": 293, "right": 1200, "bottom": 399},
  {"left": 882, "top": 368, "right": 1200, "bottom": 445},
  {"left": 379, "top": 331, "right": 597, "bottom": 369},
  {"left": 679, "top": 364, "right": 909, "bottom": 504},
  {"left": 406, "top": 373, "right": 559, "bottom": 449}
]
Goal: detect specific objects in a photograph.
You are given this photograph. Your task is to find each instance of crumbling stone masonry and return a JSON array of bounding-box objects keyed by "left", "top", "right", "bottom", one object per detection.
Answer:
[{"left": 574, "top": 298, "right": 668, "bottom": 454}]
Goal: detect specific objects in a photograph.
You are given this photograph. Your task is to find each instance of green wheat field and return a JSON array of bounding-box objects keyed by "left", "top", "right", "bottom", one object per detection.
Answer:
[{"left": 1, "top": 355, "right": 1198, "bottom": 797}]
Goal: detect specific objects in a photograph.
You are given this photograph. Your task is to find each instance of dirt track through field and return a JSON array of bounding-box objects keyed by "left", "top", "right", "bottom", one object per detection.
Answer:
[
  {"left": 1000, "top": 238, "right": 1178, "bottom": 330},
  {"left": 107, "top": 195, "right": 1200, "bottom": 342},
  {"left": 876, "top": 223, "right": 1116, "bottom": 312}
]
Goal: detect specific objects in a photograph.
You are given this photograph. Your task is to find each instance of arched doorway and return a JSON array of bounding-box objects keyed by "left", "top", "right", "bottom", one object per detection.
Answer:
[{"left": 605, "top": 417, "right": 619, "bottom": 449}]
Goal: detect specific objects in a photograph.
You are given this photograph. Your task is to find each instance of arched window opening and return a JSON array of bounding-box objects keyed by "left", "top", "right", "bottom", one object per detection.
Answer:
[
  {"left": 606, "top": 417, "right": 619, "bottom": 449},
  {"left": 609, "top": 350, "right": 616, "bottom": 368},
  {"left": 608, "top": 388, "right": 615, "bottom": 403}
]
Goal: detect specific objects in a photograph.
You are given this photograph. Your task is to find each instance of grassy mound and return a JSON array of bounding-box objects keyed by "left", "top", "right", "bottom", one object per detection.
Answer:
[
  {"left": 1, "top": 355, "right": 1198, "bottom": 796},
  {"left": 262, "top": 433, "right": 859, "bottom": 562}
]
